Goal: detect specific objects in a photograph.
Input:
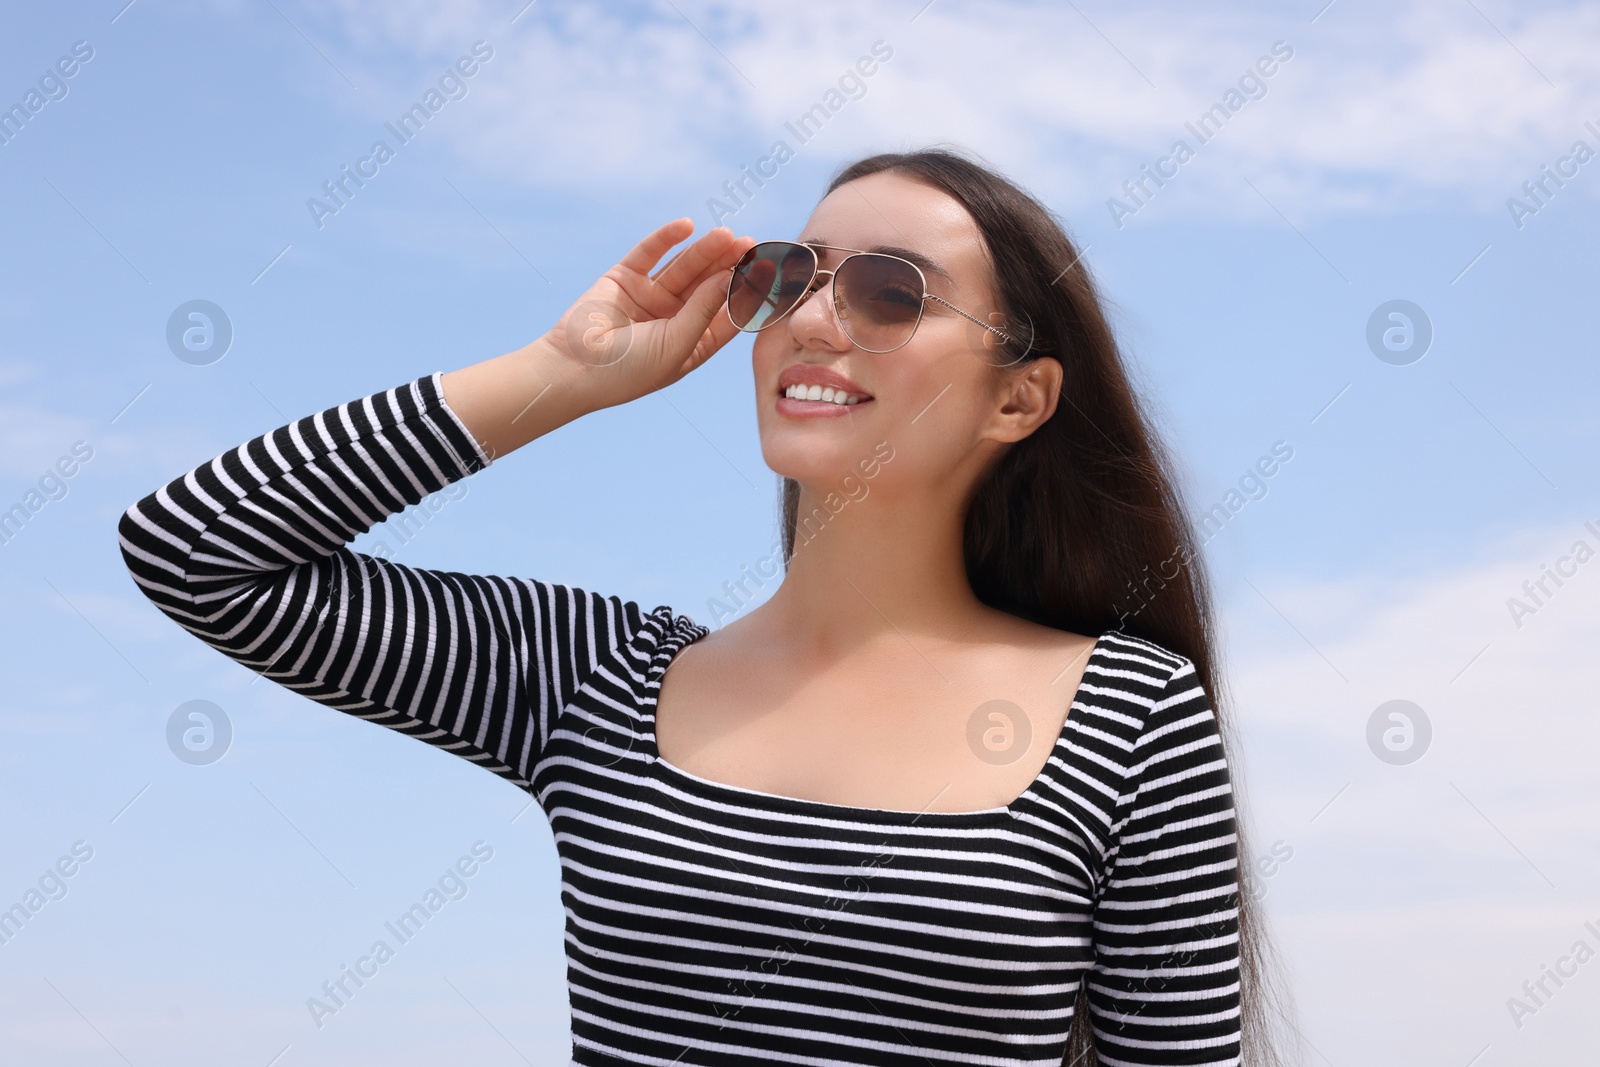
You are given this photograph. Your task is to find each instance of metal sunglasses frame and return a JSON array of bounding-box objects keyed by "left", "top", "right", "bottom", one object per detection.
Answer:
[{"left": 724, "top": 240, "right": 1012, "bottom": 354}]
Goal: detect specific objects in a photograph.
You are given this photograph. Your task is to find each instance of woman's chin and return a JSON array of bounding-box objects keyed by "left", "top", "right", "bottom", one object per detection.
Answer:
[{"left": 760, "top": 444, "right": 870, "bottom": 485}]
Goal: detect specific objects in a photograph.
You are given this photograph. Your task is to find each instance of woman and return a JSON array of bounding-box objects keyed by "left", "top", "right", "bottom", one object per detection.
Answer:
[{"left": 120, "top": 148, "right": 1290, "bottom": 1065}]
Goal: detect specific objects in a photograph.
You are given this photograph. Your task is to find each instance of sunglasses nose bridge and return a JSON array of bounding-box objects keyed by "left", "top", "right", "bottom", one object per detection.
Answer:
[
  {"left": 804, "top": 267, "right": 835, "bottom": 302},
  {"left": 793, "top": 267, "right": 852, "bottom": 338},
  {"left": 776, "top": 262, "right": 830, "bottom": 314}
]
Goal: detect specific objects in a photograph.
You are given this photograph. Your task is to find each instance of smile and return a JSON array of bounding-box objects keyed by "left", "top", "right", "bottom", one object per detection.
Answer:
[{"left": 781, "top": 383, "right": 869, "bottom": 406}]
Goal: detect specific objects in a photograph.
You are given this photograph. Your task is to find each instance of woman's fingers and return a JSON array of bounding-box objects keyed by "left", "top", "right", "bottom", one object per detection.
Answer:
[
  {"left": 666, "top": 272, "right": 744, "bottom": 376},
  {"left": 649, "top": 225, "right": 737, "bottom": 295},
  {"left": 583, "top": 221, "right": 758, "bottom": 391},
  {"left": 704, "top": 293, "right": 744, "bottom": 351},
  {"left": 668, "top": 232, "right": 756, "bottom": 310},
  {"left": 615, "top": 217, "right": 696, "bottom": 278},
  {"left": 670, "top": 236, "right": 757, "bottom": 364},
  {"left": 665, "top": 248, "right": 749, "bottom": 339},
  {"left": 610, "top": 228, "right": 752, "bottom": 329}
]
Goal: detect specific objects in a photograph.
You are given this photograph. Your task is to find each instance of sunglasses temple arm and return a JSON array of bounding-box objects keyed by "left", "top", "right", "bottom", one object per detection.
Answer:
[{"left": 925, "top": 293, "right": 1011, "bottom": 343}]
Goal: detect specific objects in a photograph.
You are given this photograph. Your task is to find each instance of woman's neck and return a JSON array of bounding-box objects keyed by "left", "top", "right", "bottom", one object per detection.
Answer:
[{"left": 750, "top": 482, "right": 991, "bottom": 658}]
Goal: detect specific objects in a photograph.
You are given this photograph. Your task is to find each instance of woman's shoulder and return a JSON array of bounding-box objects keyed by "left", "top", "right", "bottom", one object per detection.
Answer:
[
  {"left": 993, "top": 614, "right": 1193, "bottom": 693},
  {"left": 1091, "top": 628, "right": 1192, "bottom": 679},
  {"left": 650, "top": 603, "right": 710, "bottom": 653},
  {"left": 1078, "top": 629, "right": 1210, "bottom": 741}
]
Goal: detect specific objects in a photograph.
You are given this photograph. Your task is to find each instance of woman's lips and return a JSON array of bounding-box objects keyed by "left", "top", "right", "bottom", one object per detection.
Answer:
[
  {"left": 775, "top": 393, "right": 872, "bottom": 418},
  {"left": 773, "top": 371, "right": 873, "bottom": 419},
  {"left": 775, "top": 365, "right": 871, "bottom": 401}
]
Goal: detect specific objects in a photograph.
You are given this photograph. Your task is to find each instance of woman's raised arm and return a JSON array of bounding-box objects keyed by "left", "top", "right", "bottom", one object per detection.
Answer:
[
  {"left": 117, "top": 221, "right": 752, "bottom": 791},
  {"left": 442, "top": 220, "right": 752, "bottom": 460}
]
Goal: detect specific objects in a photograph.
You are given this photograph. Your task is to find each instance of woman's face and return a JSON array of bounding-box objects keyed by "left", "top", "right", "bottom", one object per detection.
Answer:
[{"left": 751, "top": 170, "right": 1038, "bottom": 506}]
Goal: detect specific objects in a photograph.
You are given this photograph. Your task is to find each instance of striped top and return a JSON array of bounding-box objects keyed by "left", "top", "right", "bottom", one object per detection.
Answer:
[{"left": 118, "top": 373, "right": 1242, "bottom": 1066}]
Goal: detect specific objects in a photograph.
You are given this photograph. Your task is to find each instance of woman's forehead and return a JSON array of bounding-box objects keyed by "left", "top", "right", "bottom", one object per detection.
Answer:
[{"left": 801, "top": 174, "right": 991, "bottom": 286}]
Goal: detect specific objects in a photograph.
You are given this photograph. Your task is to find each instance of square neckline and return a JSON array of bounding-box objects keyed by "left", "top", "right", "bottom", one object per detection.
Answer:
[{"left": 643, "top": 620, "right": 1107, "bottom": 825}]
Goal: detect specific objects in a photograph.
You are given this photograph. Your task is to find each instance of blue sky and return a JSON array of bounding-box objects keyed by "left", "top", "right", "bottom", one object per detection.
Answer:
[{"left": 2, "top": 0, "right": 1597, "bottom": 1063}]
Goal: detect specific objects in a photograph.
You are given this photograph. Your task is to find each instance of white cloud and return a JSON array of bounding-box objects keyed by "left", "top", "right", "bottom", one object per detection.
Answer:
[
  {"left": 1219, "top": 516, "right": 1600, "bottom": 1059},
  {"left": 298, "top": 0, "right": 1600, "bottom": 222}
]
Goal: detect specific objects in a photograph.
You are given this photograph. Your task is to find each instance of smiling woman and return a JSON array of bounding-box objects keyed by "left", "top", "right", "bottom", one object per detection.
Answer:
[{"left": 119, "top": 146, "right": 1292, "bottom": 1065}]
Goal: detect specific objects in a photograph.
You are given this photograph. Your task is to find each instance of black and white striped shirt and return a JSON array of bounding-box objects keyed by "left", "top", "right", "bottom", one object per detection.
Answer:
[{"left": 118, "top": 373, "right": 1242, "bottom": 1066}]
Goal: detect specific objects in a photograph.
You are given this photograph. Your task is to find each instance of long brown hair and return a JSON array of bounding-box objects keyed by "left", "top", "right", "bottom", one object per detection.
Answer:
[{"left": 779, "top": 147, "right": 1298, "bottom": 1066}]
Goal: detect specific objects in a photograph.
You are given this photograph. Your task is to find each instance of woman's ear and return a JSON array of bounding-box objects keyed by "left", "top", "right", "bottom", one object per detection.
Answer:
[{"left": 987, "top": 357, "right": 1062, "bottom": 443}]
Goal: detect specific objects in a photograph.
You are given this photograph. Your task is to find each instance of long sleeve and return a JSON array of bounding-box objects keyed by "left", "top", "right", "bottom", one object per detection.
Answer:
[
  {"left": 117, "top": 372, "right": 648, "bottom": 793},
  {"left": 1085, "top": 654, "right": 1242, "bottom": 1066}
]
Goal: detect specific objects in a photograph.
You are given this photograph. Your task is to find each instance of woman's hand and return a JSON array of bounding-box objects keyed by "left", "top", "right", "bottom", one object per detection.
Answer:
[
  {"left": 540, "top": 219, "right": 756, "bottom": 408},
  {"left": 440, "top": 220, "right": 755, "bottom": 462}
]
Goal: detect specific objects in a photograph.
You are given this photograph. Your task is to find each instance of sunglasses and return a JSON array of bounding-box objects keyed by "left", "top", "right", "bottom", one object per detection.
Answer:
[{"left": 725, "top": 240, "right": 1012, "bottom": 354}]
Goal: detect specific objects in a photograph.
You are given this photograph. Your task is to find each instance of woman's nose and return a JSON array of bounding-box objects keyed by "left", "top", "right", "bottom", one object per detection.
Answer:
[
  {"left": 789, "top": 270, "right": 844, "bottom": 336},
  {"left": 795, "top": 269, "right": 834, "bottom": 310}
]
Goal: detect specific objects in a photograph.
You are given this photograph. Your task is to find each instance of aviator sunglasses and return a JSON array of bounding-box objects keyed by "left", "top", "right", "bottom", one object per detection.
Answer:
[{"left": 724, "top": 240, "right": 1012, "bottom": 354}]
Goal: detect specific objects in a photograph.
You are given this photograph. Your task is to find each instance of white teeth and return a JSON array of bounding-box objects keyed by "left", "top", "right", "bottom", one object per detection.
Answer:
[{"left": 783, "top": 383, "right": 865, "bottom": 406}]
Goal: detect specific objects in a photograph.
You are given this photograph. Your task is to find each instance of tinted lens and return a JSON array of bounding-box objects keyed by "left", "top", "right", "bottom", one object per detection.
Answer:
[
  {"left": 728, "top": 241, "right": 816, "bottom": 332},
  {"left": 834, "top": 254, "right": 925, "bottom": 352}
]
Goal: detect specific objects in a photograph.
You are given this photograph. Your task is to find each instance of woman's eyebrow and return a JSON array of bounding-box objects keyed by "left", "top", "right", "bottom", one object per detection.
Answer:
[{"left": 801, "top": 236, "right": 953, "bottom": 283}]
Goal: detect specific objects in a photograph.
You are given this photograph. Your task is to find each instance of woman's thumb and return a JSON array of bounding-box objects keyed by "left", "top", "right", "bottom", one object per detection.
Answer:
[{"left": 663, "top": 271, "right": 731, "bottom": 356}]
